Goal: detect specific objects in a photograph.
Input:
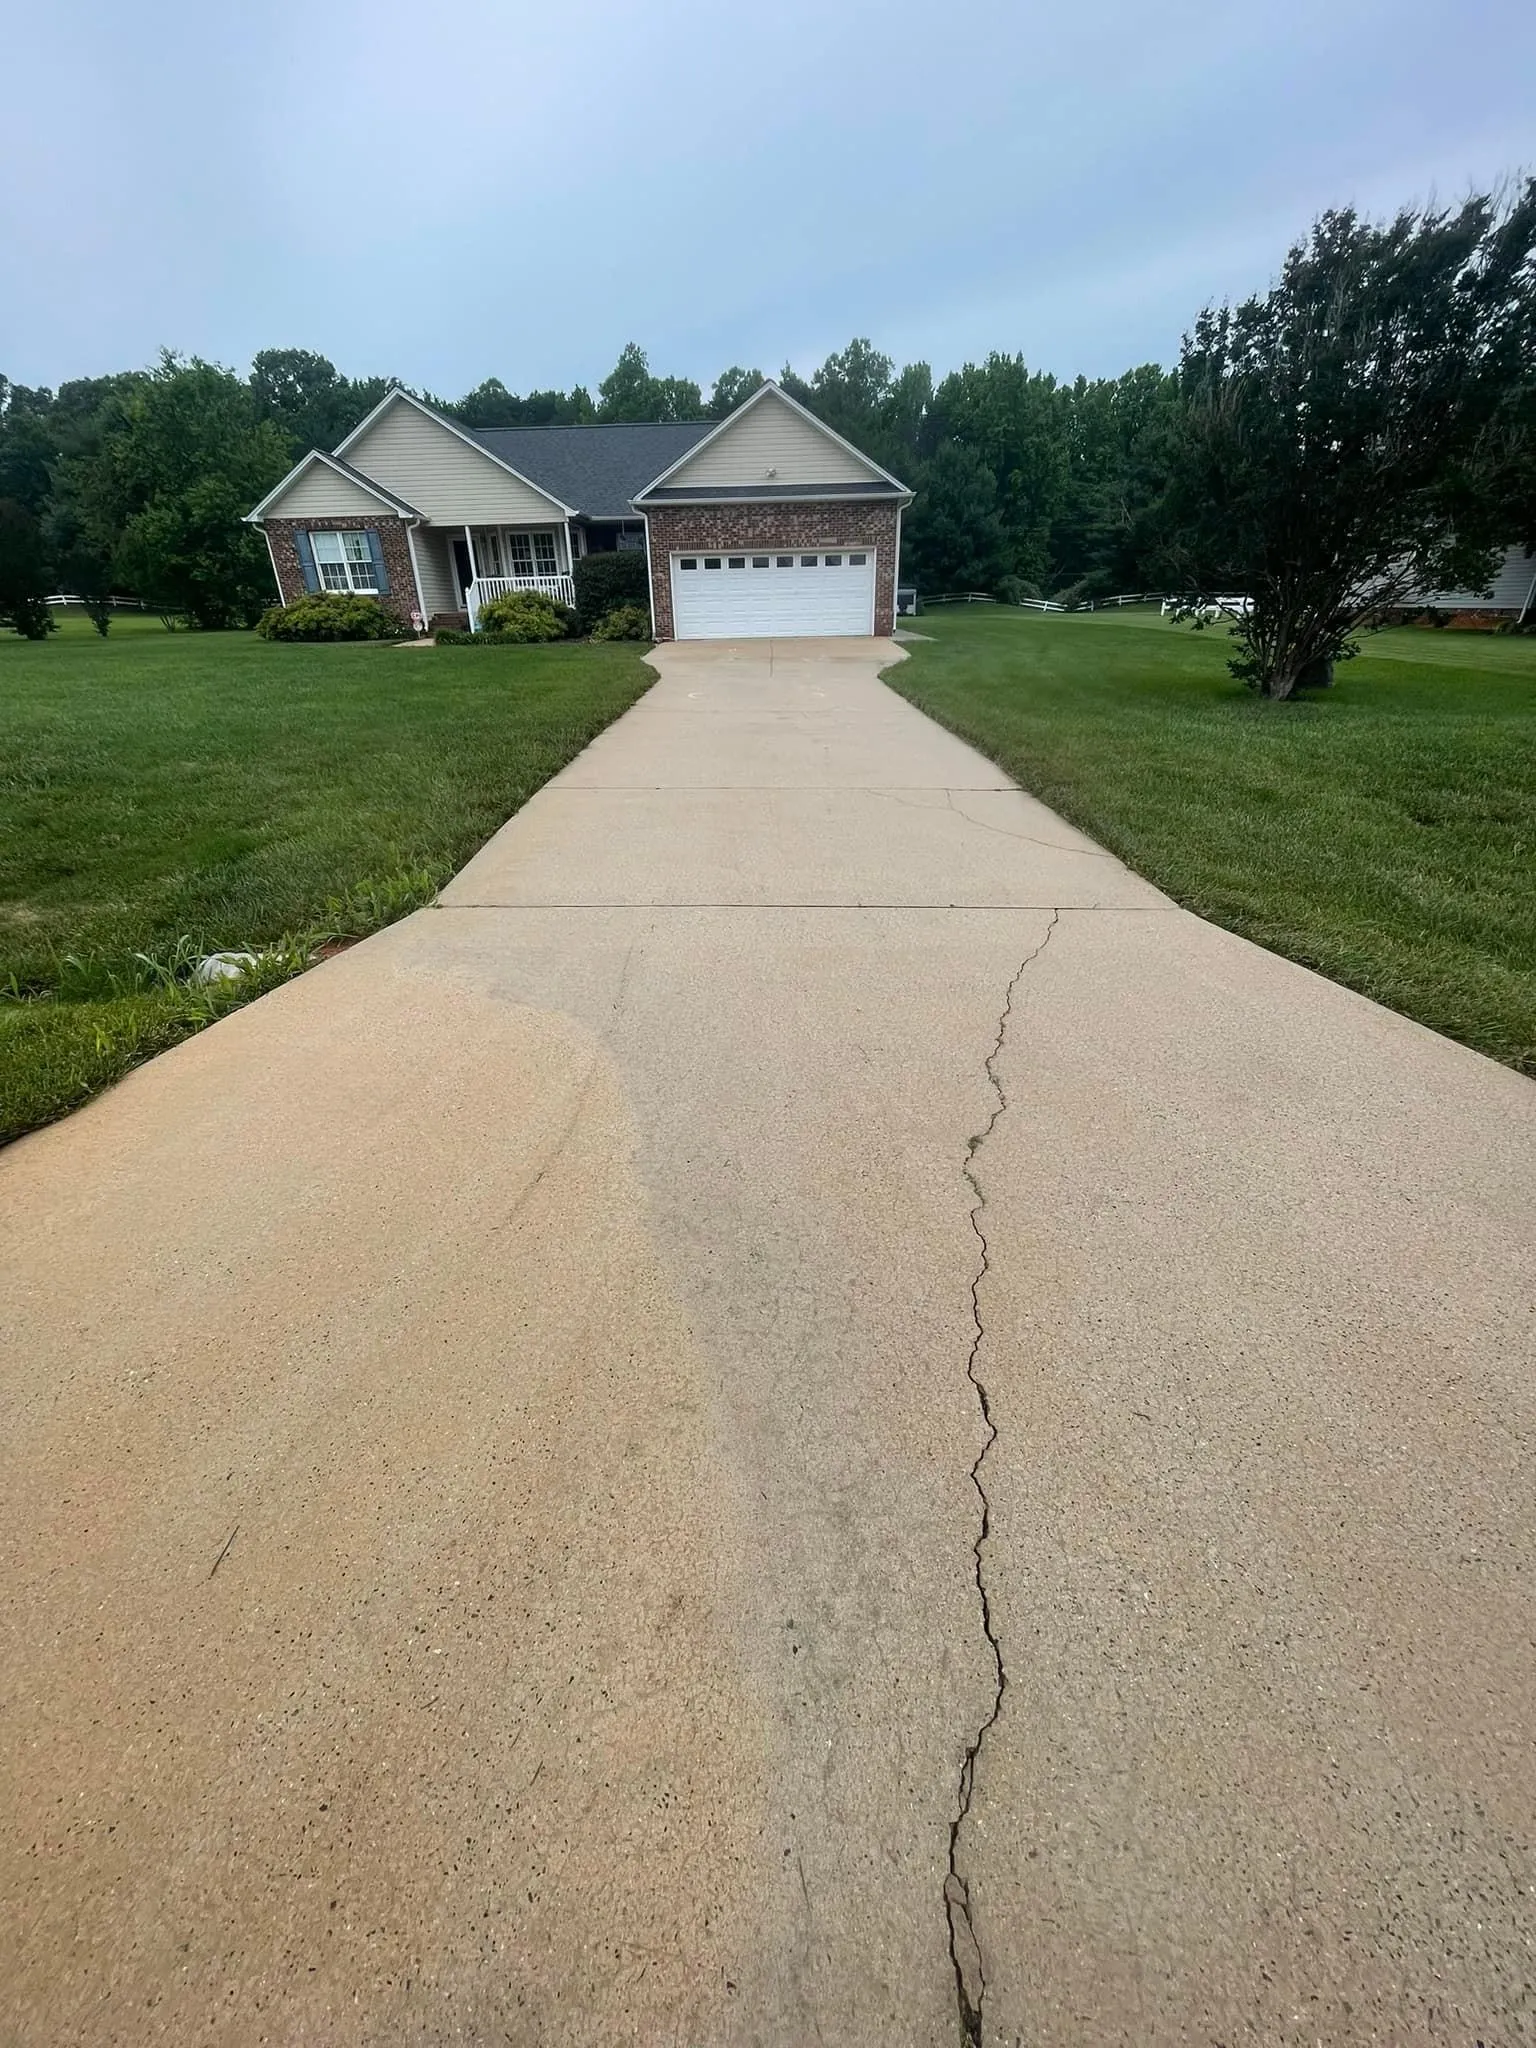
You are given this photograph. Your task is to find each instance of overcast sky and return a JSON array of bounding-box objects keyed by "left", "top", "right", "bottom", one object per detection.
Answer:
[{"left": 2, "top": 0, "right": 1531, "bottom": 400}]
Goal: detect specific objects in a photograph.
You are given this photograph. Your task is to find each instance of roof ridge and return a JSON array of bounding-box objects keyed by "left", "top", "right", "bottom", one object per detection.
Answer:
[{"left": 468, "top": 419, "right": 713, "bottom": 433}]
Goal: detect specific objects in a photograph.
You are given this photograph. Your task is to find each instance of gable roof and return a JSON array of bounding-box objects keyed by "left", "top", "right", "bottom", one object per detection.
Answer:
[
  {"left": 463, "top": 420, "right": 713, "bottom": 521},
  {"left": 332, "top": 387, "right": 578, "bottom": 516},
  {"left": 245, "top": 448, "right": 423, "bottom": 523},
  {"left": 630, "top": 379, "right": 911, "bottom": 504}
]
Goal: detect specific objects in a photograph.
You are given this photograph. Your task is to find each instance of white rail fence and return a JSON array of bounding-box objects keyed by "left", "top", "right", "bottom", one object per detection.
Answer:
[
  {"left": 466, "top": 573, "right": 576, "bottom": 629},
  {"left": 921, "top": 590, "right": 1255, "bottom": 616},
  {"left": 46, "top": 593, "right": 155, "bottom": 611}
]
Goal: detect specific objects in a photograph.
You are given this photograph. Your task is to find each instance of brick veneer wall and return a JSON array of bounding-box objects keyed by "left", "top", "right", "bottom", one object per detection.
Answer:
[
  {"left": 643, "top": 500, "right": 902, "bottom": 640},
  {"left": 263, "top": 515, "right": 419, "bottom": 627}
]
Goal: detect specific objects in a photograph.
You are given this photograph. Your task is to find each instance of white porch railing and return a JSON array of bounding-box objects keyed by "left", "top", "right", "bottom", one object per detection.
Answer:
[{"left": 466, "top": 573, "right": 576, "bottom": 628}]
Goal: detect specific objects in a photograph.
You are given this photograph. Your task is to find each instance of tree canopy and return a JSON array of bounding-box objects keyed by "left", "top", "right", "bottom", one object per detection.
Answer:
[
  {"left": 4, "top": 184, "right": 1533, "bottom": 646},
  {"left": 1156, "top": 183, "right": 1536, "bottom": 694}
]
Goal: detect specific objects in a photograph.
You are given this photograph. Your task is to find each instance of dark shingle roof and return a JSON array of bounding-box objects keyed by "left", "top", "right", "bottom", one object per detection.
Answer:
[{"left": 463, "top": 420, "right": 715, "bottom": 519}]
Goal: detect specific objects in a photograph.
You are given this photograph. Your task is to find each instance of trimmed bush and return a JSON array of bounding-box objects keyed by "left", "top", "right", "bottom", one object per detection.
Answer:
[
  {"left": 435, "top": 627, "right": 543, "bottom": 646},
  {"left": 572, "top": 550, "right": 649, "bottom": 633},
  {"left": 258, "top": 592, "right": 406, "bottom": 641},
  {"left": 475, "top": 589, "right": 577, "bottom": 641},
  {"left": 591, "top": 603, "right": 651, "bottom": 642}
]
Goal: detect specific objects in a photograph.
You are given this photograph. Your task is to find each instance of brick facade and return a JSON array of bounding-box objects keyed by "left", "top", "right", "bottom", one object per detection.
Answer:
[
  {"left": 643, "top": 500, "right": 901, "bottom": 640},
  {"left": 263, "top": 515, "right": 420, "bottom": 627}
]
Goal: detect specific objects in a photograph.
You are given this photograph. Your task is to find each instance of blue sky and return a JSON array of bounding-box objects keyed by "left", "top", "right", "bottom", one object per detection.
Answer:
[{"left": 2, "top": 0, "right": 1531, "bottom": 399}]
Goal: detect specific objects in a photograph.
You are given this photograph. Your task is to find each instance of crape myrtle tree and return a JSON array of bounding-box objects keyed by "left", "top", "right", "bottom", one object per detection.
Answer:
[{"left": 1157, "top": 184, "right": 1536, "bottom": 697}]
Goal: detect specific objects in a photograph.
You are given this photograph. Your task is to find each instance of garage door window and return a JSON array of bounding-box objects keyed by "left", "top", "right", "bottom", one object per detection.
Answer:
[
  {"left": 777, "top": 555, "right": 794, "bottom": 567},
  {"left": 704, "top": 558, "right": 721, "bottom": 569},
  {"left": 849, "top": 553, "right": 867, "bottom": 566},
  {"left": 801, "top": 555, "right": 818, "bottom": 567},
  {"left": 752, "top": 557, "right": 770, "bottom": 568},
  {"left": 679, "top": 557, "right": 697, "bottom": 570}
]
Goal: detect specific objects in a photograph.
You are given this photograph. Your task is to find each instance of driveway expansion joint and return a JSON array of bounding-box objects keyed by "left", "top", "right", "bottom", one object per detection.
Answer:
[{"left": 945, "top": 908, "right": 1059, "bottom": 2046}]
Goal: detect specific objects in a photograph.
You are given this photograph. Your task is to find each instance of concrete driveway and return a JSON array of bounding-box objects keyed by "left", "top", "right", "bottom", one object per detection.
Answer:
[{"left": 3, "top": 638, "right": 1533, "bottom": 2045}]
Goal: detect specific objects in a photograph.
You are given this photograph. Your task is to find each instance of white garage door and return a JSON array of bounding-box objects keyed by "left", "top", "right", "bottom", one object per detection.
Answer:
[{"left": 671, "top": 548, "right": 876, "bottom": 639}]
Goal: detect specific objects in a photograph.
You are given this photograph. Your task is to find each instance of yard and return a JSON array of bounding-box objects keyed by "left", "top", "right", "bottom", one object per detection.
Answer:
[
  {"left": 0, "top": 614, "right": 652, "bottom": 1142},
  {"left": 892, "top": 607, "right": 1536, "bottom": 1075}
]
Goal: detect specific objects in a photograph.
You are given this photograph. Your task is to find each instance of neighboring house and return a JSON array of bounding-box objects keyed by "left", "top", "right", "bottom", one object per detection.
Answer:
[
  {"left": 246, "top": 380, "right": 913, "bottom": 640},
  {"left": 1413, "top": 546, "right": 1536, "bottom": 621}
]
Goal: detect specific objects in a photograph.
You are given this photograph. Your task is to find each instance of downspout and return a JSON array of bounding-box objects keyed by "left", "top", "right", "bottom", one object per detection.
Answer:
[
  {"left": 261, "top": 527, "right": 284, "bottom": 606},
  {"left": 403, "top": 520, "right": 429, "bottom": 633},
  {"left": 640, "top": 509, "right": 657, "bottom": 641},
  {"left": 464, "top": 523, "right": 476, "bottom": 629},
  {"left": 892, "top": 502, "right": 905, "bottom": 634}
]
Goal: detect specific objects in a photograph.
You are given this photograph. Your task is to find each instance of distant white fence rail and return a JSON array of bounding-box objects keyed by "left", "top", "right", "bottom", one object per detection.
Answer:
[
  {"left": 47, "top": 593, "right": 154, "bottom": 610},
  {"left": 918, "top": 590, "right": 1256, "bottom": 616},
  {"left": 1160, "top": 594, "right": 1254, "bottom": 619}
]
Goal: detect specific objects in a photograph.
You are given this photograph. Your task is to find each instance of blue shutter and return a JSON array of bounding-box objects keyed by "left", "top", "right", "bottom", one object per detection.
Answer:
[
  {"left": 365, "top": 529, "right": 390, "bottom": 595},
  {"left": 295, "top": 530, "right": 320, "bottom": 594}
]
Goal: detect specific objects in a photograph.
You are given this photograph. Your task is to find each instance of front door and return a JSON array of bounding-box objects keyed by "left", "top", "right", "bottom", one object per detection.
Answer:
[{"left": 452, "top": 536, "right": 473, "bottom": 603}]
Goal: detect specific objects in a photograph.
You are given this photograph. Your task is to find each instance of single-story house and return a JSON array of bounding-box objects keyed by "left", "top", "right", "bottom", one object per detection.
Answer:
[
  {"left": 245, "top": 380, "right": 913, "bottom": 640},
  {"left": 1414, "top": 546, "right": 1536, "bottom": 622}
]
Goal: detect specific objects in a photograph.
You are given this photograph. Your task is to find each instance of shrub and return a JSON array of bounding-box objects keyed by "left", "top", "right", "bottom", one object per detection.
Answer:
[
  {"left": 590, "top": 603, "right": 651, "bottom": 641},
  {"left": 572, "top": 549, "right": 649, "bottom": 633},
  {"left": 257, "top": 592, "right": 405, "bottom": 641},
  {"left": 996, "top": 574, "right": 1042, "bottom": 606},
  {"left": 4, "top": 593, "right": 55, "bottom": 640},
  {"left": 475, "top": 589, "right": 577, "bottom": 640},
  {"left": 435, "top": 627, "right": 548, "bottom": 646}
]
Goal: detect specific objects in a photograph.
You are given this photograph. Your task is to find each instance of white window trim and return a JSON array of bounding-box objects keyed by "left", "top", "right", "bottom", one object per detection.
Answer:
[
  {"left": 309, "top": 529, "right": 379, "bottom": 594},
  {"left": 471, "top": 527, "right": 565, "bottom": 579}
]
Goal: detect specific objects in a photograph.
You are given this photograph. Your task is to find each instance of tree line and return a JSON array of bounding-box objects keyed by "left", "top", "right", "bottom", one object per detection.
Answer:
[{"left": 2, "top": 182, "right": 1532, "bottom": 695}]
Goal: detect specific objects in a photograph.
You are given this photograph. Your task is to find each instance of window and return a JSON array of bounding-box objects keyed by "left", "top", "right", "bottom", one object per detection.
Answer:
[
  {"left": 507, "top": 531, "right": 560, "bottom": 577},
  {"left": 848, "top": 553, "right": 867, "bottom": 566},
  {"left": 825, "top": 554, "right": 842, "bottom": 567},
  {"left": 752, "top": 556, "right": 770, "bottom": 568},
  {"left": 679, "top": 557, "right": 698, "bottom": 570},
  {"left": 475, "top": 531, "right": 503, "bottom": 576},
  {"left": 728, "top": 556, "right": 746, "bottom": 569},
  {"left": 310, "top": 529, "right": 377, "bottom": 593},
  {"left": 704, "top": 557, "right": 722, "bottom": 570},
  {"left": 801, "top": 555, "right": 818, "bottom": 568},
  {"left": 777, "top": 555, "right": 794, "bottom": 568}
]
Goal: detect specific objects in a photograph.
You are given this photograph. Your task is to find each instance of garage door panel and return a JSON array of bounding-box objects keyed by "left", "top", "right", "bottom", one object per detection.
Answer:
[{"left": 671, "top": 550, "right": 875, "bottom": 639}]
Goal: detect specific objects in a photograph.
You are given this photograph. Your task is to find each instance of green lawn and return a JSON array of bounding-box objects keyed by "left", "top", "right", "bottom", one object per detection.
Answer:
[
  {"left": 891, "top": 608, "right": 1536, "bottom": 1074},
  {"left": 1, "top": 623, "right": 652, "bottom": 1142}
]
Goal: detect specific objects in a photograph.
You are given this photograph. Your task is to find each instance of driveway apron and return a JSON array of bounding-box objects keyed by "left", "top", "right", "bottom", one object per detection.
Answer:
[{"left": 2, "top": 637, "right": 1533, "bottom": 2046}]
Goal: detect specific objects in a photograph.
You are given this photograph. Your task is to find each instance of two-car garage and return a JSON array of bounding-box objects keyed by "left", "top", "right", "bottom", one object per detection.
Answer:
[
  {"left": 631, "top": 381, "right": 911, "bottom": 641},
  {"left": 669, "top": 547, "right": 878, "bottom": 640}
]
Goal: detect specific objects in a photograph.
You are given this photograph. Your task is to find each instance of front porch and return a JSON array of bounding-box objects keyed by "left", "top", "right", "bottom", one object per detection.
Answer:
[{"left": 458, "top": 524, "right": 576, "bottom": 628}]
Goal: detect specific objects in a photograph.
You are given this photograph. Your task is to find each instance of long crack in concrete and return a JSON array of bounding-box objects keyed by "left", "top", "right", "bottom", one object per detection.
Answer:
[{"left": 945, "top": 910, "right": 1059, "bottom": 2046}]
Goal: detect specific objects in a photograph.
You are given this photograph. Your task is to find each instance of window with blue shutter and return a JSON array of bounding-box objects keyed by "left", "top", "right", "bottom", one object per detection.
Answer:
[
  {"left": 364, "top": 529, "right": 390, "bottom": 595},
  {"left": 295, "top": 530, "right": 320, "bottom": 593}
]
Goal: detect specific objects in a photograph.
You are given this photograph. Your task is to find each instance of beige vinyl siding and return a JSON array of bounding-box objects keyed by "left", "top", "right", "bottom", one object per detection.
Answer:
[
  {"left": 665, "top": 391, "right": 882, "bottom": 489},
  {"left": 264, "top": 463, "right": 397, "bottom": 518},
  {"left": 412, "top": 528, "right": 459, "bottom": 617},
  {"left": 344, "top": 401, "right": 565, "bottom": 523},
  {"left": 1418, "top": 546, "right": 1536, "bottom": 612}
]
